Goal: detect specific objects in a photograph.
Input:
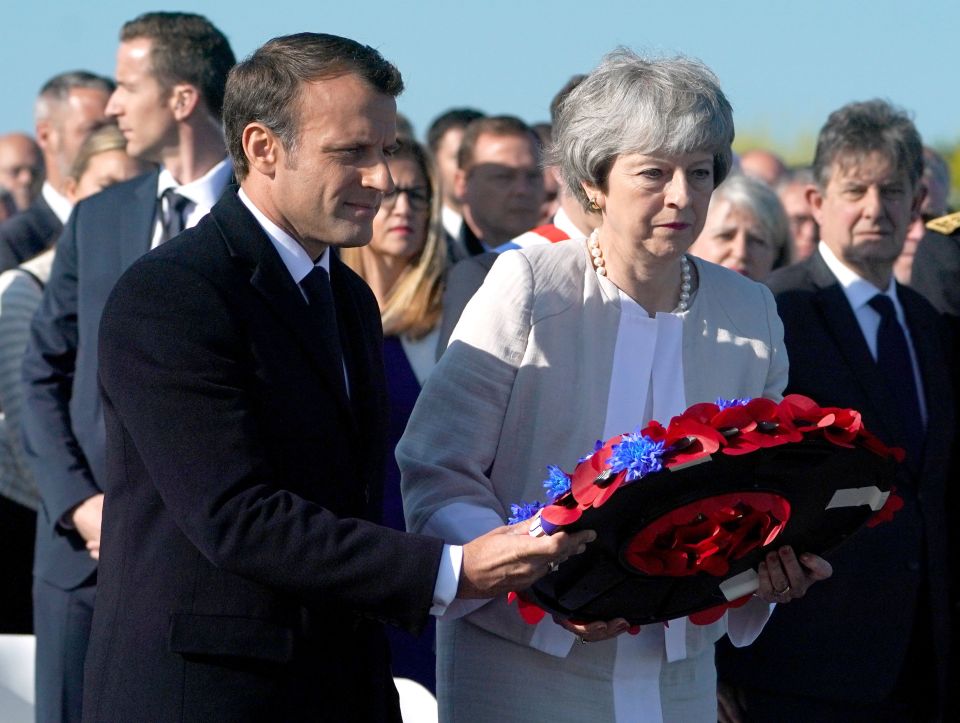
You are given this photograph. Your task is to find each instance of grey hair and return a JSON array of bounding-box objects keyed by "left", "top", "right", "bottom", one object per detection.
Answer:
[
  {"left": 552, "top": 48, "right": 734, "bottom": 209},
  {"left": 812, "top": 99, "right": 922, "bottom": 190},
  {"left": 34, "top": 71, "right": 116, "bottom": 122},
  {"left": 711, "top": 173, "right": 791, "bottom": 256}
]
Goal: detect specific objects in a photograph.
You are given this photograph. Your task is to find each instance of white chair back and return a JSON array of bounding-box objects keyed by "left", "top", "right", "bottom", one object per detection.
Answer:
[
  {"left": 0, "top": 634, "right": 35, "bottom": 722},
  {"left": 394, "top": 676, "right": 438, "bottom": 723}
]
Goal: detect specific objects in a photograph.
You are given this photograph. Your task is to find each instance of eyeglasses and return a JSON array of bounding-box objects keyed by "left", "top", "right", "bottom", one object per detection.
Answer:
[{"left": 382, "top": 186, "right": 430, "bottom": 211}]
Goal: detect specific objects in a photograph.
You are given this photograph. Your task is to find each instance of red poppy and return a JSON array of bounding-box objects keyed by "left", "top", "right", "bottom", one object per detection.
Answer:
[
  {"left": 507, "top": 591, "right": 547, "bottom": 624},
  {"left": 661, "top": 418, "right": 725, "bottom": 467},
  {"left": 866, "top": 486, "right": 904, "bottom": 528},
  {"left": 687, "top": 594, "right": 752, "bottom": 626}
]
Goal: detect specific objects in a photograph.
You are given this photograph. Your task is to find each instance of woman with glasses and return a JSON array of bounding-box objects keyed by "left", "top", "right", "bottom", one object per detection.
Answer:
[{"left": 339, "top": 137, "right": 447, "bottom": 692}]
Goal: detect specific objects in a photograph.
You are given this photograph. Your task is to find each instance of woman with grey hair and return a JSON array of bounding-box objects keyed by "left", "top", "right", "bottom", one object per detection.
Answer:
[
  {"left": 690, "top": 173, "right": 792, "bottom": 280},
  {"left": 399, "top": 48, "right": 831, "bottom": 722}
]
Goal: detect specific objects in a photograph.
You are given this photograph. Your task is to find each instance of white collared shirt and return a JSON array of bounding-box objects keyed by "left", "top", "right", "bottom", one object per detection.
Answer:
[
  {"left": 41, "top": 181, "right": 72, "bottom": 224},
  {"left": 818, "top": 241, "right": 927, "bottom": 423},
  {"left": 151, "top": 158, "right": 232, "bottom": 248},
  {"left": 237, "top": 187, "right": 461, "bottom": 614}
]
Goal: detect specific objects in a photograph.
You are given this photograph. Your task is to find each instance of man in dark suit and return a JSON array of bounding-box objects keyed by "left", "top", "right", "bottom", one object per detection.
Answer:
[
  {"left": 21, "top": 13, "right": 235, "bottom": 722},
  {"left": 0, "top": 72, "right": 114, "bottom": 272},
  {"left": 81, "top": 32, "right": 591, "bottom": 722},
  {"left": 716, "top": 100, "right": 955, "bottom": 721}
]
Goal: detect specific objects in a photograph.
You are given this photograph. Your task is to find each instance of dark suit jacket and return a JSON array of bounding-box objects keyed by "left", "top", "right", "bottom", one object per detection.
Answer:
[
  {"left": 0, "top": 194, "right": 62, "bottom": 272},
  {"left": 911, "top": 228, "right": 960, "bottom": 317},
  {"left": 717, "top": 251, "right": 955, "bottom": 707},
  {"left": 82, "top": 189, "right": 444, "bottom": 722},
  {"left": 22, "top": 169, "right": 160, "bottom": 590}
]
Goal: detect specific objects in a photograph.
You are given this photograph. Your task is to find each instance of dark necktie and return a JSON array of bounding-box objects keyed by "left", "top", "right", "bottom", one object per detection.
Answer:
[
  {"left": 160, "top": 189, "right": 191, "bottom": 244},
  {"left": 299, "top": 265, "right": 347, "bottom": 392},
  {"left": 868, "top": 293, "right": 924, "bottom": 466}
]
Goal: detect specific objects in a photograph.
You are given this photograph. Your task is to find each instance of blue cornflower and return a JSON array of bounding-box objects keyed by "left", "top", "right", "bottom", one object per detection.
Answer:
[
  {"left": 578, "top": 439, "right": 604, "bottom": 464},
  {"left": 606, "top": 430, "right": 665, "bottom": 482},
  {"left": 542, "top": 465, "right": 572, "bottom": 501},
  {"left": 508, "top": 501, "right": 544, "bottom": 525},
  {"left": 716, "top": 396, "right": 751, "bottom": 410}
]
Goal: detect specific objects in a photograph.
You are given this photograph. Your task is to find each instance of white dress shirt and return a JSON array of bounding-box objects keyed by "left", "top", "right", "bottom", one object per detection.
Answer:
[
  {"left": 41, "top": 181, "right": 72, "bottom": 224},
  {"left": 151, "top": 158, "right": 232, "bottom": 248},
  {"left": 818, "top": 241, "right": 927, "bottom": 423}
]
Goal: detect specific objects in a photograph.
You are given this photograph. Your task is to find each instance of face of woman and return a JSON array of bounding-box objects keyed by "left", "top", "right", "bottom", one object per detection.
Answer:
[
  {"left": 68, "top": 149, "right": 150, "bottom": 203},
  {"left": 690, "top": 200, "right": 777, "bottom": 280},
  {"left": 587, "top": 150, "right": 715, "bottom": 261},
  {"left": 369, "top": 157, "right": 430, "bottom": 263}
]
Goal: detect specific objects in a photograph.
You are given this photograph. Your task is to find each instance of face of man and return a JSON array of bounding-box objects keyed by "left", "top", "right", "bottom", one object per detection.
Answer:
[
  {"left": 39, "top": 87, "right": 111, "bottom": 184},
  {"left": 811, "top": 151, "right": 921, "bottom": 288},
  {"left": 434, "top": 127, "right": 464, "bottom": 210},
  {"left": 0, "top": 133, "right": 43, "bottom": 210},
  {"left": 260, "top": 73, "right": 397, "bottom": 259},
  {"left": 456, "top": 132, "right": 544, "bottom": 247},
  {"left": 778, "top": 181, "right": 818, "bottom": 261},
  {"left": 107, "top": 38, "right": 178, "bottom": 162}
]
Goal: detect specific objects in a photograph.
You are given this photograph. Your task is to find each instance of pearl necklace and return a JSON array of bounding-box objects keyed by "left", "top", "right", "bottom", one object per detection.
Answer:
[{"left": 588, "top": 228, "right": 692, "bottom": 312}]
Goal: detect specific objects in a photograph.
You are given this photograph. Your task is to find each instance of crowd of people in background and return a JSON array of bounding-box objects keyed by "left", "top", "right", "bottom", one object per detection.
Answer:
[{"left": 0, "top": 10, "right": 957, "bottom": 723}]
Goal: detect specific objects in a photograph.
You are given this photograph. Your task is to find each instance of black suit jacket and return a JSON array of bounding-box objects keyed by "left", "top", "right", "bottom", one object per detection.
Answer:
[
  {"left": 22, "top": 169, "right": 160, "bottom": 590},
  {"left": 911, "top": 228, "right": 960, "bottom": 317},
  {"left": 0, "top": 194, "right": 62, "bottom": 272},
  {"left": 82, "top": 189, "right": 444, "bottom": 722},
  {"left": 717, "top": 251, "right": 955, "bottom": 707}
]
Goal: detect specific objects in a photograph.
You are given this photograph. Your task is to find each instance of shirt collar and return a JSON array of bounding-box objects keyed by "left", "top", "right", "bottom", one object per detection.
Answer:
[
  {"left": 817, "top": 240, "right": 898, "bottom": 311},
  {"left": 553, "top": 205, "right": 589, "bottom": 239},
  {"left": 237, "top": 188, "right": 329, "bottom": 283},
  {"left": 41, "top": 181, "right": 72, "bottom": 224},
  {"left": 156, "top": 157, "right": 232, "bottom": 208}
]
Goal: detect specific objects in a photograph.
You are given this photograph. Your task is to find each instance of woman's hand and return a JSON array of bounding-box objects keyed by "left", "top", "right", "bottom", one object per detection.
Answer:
[
  {"left": 755, "top": 545, "right": 833, "bottom": 603},
  {"left": 554, "top": 616, "right": 633, "bottom": 644}
]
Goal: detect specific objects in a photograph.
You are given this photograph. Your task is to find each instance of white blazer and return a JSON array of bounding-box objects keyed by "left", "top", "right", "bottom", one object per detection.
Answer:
[{"left": 398, "top": 238, "right": 787, "bottom": 654}]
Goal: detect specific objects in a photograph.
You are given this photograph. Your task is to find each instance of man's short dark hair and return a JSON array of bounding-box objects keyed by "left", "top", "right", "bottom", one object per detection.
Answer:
[
  {"left": 223, "top": 33, "right": 403, "bottom": 182},
  {"left": 38, "top": 71, "right": 115, "bottom": 104},
  {"left": 812, "top": 99, "right": 923, "bottom": 189},
  {"left": 121, "top": 12, "right": 235, "bottom": 121},
  {"left": 425, "top": 108, "right": 485, "bottom": 154},
  {"left": 457, "top": 115, "right": 541, "bottom": 171}
]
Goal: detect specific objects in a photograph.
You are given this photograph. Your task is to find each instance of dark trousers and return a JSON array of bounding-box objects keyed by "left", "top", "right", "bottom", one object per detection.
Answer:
[
  {"left": 0, "top": 495, "right": 35, "bottom": 633},
  {"left": 33, "top": 575, "right": 96, "bottom": 723}
]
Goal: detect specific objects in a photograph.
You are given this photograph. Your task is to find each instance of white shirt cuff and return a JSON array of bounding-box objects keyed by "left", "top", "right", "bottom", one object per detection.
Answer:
[{"left": 430, "top": 544, "right": 462, "bottom": 616}]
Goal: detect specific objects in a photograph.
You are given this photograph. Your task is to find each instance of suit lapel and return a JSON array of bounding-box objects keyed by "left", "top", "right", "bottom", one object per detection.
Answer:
[
  {"left": 900, "top": 287, "right": 951, "bottom": 471},
  {"left": 118, "top": 169, "right": 163, "bottom": 273},
  {"left": 806, "top": 254, "right": 904, "bottom": 444},
  {"left": 212, "top": 191, "right": 356, "bottom": 424}
]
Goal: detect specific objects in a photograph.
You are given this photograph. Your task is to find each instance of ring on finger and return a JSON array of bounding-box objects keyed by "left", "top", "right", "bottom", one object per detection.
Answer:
[
  {"left": 577, "top": 635, "right": 588, "bottom": 645},
  {"left": 774, "top": 584, "right": 791, "bottom": 595}
]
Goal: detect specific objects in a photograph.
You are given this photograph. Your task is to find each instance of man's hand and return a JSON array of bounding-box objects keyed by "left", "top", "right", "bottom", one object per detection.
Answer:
[
  {"left": 456, "top": 520, "right": 596, "bottom": 599},
  {"left": 71, "top": 493, "right": 104, "bottom": 559}
]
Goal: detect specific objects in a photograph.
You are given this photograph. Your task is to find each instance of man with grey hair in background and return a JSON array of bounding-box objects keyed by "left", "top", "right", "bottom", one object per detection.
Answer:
[
  {"left": 0, "top": 71, "right": 114, "bottom": 272},
  {"left": 0, "top": 132, "right": 43, "bottom": 213},
  {"left": 717, "top": 99, "right": 954, "bottom": 722}
]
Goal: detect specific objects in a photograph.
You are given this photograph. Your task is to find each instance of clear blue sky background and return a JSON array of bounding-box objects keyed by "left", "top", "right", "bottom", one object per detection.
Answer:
[{"left": 2, "top": 0, "right": 956, "bottom": 161}]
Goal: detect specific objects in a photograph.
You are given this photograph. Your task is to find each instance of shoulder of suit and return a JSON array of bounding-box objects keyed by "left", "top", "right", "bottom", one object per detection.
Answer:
[{"left": 925, "top": 211, "right": 960, "bottom": 236}]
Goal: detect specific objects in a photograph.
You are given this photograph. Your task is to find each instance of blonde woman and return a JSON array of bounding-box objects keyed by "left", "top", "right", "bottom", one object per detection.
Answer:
[{"left": 340, "top": 136, "right": 446, "bottom": 690}]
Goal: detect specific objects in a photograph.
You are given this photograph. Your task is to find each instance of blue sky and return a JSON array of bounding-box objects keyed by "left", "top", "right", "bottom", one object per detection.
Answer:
[{"left": 2, "top": 1, "right": 956, "bottom": 159}]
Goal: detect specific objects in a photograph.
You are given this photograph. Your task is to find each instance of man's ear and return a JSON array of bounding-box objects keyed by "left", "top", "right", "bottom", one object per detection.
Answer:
[
  {"left": 453, "top": 167, "right": 468, "bottom": 203},
  {"left": 242, "top": 122, "right": 279, "bottom": 178},
  {"left": 806, "top": 184, "right": 825, "bottom": 227},
  {"left": 35, "top": 117, "right": 54, "bottom": 153},
  {"left": 910, "top": 183, "right": 928, "bottom": 222},
  {"left": 169, "top": 83, "right": 201, "bottom": 122}
]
